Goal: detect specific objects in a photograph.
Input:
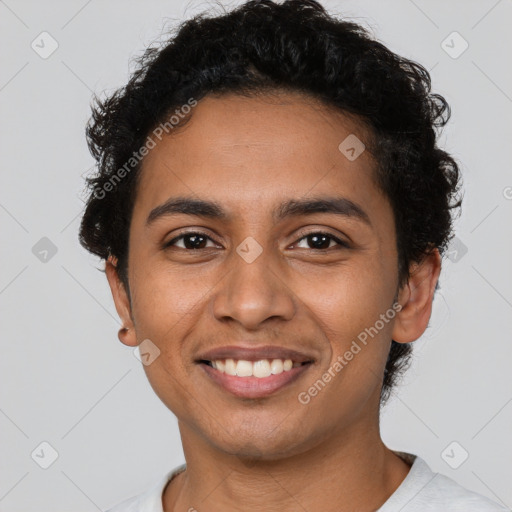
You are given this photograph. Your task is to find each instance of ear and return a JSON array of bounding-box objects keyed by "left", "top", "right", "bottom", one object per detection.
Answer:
[
  {"left": 391, "top": 248, "right": 442, "bottom": 343},
  {"left": 105, "top": 256, "right": 138, "bottom": 347}
]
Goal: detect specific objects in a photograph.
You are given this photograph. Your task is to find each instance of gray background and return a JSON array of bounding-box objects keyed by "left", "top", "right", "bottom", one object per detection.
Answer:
[{"left": 0, "top": 0, "right": 511, "bottom": 510}]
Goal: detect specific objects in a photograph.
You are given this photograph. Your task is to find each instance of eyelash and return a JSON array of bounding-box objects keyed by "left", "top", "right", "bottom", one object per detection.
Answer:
[{"left": 164, "top": 231, "right": 350, "bottom": 251}]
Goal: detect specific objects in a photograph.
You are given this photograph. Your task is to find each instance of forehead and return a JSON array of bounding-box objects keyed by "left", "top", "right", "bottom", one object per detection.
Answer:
[{"left": 134, "top": 92, "right": 387, "bottom": 224}]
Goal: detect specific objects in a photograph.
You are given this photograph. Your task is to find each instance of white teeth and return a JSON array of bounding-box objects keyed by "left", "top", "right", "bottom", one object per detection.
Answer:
[
  {"left": 224, "top": 358, "right": 237, "bottom": 376},
  {"left": 253, "top": 359, "right": 271, "bottom": 378},
  {"left": 270, "top": 359, "right": 284, "bottom": 374},
  {"left": 209, "top": 358, "right": 302, "bottom": 378},
  {"left": 235, "top": 360, "right": 253, "bottom": 377}
]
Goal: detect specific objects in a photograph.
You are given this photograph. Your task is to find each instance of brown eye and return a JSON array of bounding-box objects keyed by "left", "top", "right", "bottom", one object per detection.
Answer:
[
  {"left": 165, "top": 232, "right": 217, "bottom": 250},
  {"left": 294, "top": 232, "right": 349, "bottom": 250}
]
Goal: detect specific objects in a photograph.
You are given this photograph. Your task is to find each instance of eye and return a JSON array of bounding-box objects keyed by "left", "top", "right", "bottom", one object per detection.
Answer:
[
  {"left": 164, "top": 232, "right": 219, "bottom": 250},
  {"left": 293, "top": 232, "right": 349, "bottom": 250},
  {"left": 163, "top": 230, "right": 350, "bottom": 251}
]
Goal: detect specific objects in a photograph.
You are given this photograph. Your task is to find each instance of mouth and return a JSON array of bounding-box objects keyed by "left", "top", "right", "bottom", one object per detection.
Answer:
[
  {"left": 196, "top": 357, "right": 314, "bottom": 398},
  {"left": 199, "top": 358, "right": 310, "bottom": 375}
]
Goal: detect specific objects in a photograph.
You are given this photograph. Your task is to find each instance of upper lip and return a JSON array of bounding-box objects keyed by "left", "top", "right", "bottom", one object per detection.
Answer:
[{"left": 196, "top": 345, "right": 315, "bottom": 364}]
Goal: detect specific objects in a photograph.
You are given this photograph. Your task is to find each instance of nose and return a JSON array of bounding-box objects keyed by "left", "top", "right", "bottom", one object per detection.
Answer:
[{"left": 212, "top": 245, "right": 296, "bottom": 330}]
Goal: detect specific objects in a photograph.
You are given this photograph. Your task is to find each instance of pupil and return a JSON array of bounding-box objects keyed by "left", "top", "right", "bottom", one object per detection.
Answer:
[
  {"left": 185, "top": 234, "right": 206, "bottom": 249},
  {"left": 309, "top": 234, "right": 329, "bottom": 249}
]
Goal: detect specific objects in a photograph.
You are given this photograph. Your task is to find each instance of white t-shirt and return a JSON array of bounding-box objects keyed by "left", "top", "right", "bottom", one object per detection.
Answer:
[{"left": 106, "top": 451, "right": 510, "bottom": 512}]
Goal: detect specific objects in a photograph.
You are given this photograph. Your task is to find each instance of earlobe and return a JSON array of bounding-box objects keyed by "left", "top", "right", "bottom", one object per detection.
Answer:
[
  {"left": 105, "top": 256, "right": 138, "bottom": 347},
  {"left": 117, "top": 325, "right": 135, "bottom": 346},
  {"left": 391, "top": 249, "right": 442, "bottom": 344}
]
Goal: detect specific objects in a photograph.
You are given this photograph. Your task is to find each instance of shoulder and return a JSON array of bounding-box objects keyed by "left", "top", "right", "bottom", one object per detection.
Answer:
[
  {"left": 417, "top": 470, "right": 509, "bottom": 511},
  {"left": 380, "top": 452, "right": 510, "bottom": 512},
  {"left": 105, "top": 464, "right": 187, "bottom": 512}
]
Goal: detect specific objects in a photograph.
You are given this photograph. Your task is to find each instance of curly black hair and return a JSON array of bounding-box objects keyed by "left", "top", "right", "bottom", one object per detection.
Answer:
[{"left": 79, "top": 0, "right": 462, "bottom": 404}]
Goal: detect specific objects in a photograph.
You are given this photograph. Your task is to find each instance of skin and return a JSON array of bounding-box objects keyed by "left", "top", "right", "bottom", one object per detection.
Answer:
[{"left": 105, "top": 91, "right": 441, "bottom": 511}]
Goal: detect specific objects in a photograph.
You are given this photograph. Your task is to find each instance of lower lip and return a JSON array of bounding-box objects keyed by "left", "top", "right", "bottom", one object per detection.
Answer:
[{"left": 198, "top": 362, "right": 312, "bottom": 399}]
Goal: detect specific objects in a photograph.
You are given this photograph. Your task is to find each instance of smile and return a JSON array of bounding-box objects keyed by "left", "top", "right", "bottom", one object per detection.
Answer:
[{"left": 198, "top": 358, "right": 313, "bottom": 398}]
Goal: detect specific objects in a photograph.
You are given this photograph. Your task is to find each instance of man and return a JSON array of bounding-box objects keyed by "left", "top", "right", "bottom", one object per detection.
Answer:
[{"left": 79, "top": 0, "right": 508, "bottom": 510}]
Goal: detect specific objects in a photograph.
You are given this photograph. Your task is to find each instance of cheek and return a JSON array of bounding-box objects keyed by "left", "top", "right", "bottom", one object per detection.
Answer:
[
  {"left": 129, "top": 261, "right": 204, "bottom": 413},
  {"left": 295, "top": 271, "right": 395, "bottom": 416},
  {"left": 298, "top": 261, "right": 395, "bottom": 339},
  {"left": 130, "top": 257, "right": 210, "bottom": 329}
]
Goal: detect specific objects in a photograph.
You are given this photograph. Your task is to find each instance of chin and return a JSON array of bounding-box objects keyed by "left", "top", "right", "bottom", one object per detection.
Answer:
[{"left": 211, "top": 427, "right": 319, "bottom": 463}]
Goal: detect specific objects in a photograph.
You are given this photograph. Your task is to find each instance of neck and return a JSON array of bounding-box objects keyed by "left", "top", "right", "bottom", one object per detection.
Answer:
[{"left": 163, "top": 414, "right": 411, "bottom": 512}]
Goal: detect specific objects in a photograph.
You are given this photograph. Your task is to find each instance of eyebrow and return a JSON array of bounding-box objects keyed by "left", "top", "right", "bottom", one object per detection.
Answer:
[{"left": 146, "top": 195, "right": 372, "bottom": 227}]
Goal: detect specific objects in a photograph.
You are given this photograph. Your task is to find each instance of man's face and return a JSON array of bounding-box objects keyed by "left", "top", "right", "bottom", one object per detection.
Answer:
[{"left": 119, "top": 92, "right": 401, "bottom": 459}]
